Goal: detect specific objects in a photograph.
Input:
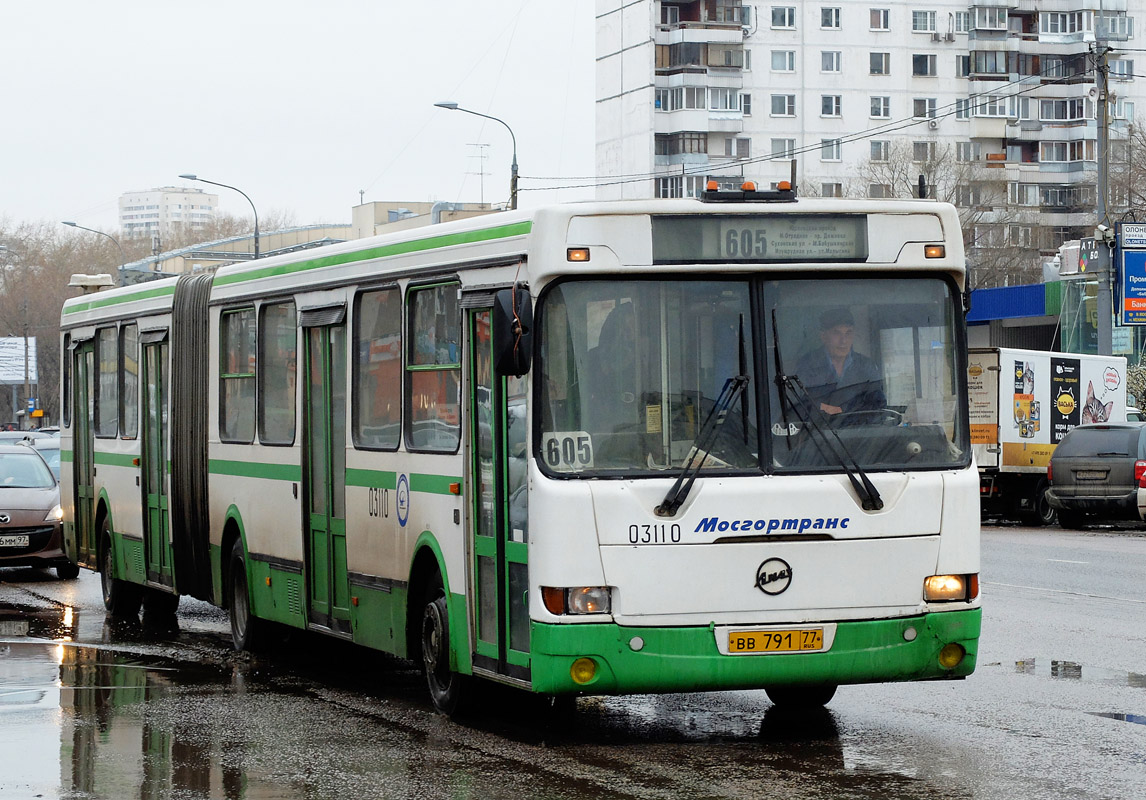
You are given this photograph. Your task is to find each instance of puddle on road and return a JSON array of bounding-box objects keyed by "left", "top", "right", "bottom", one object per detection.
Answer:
[
  {"left": 1012, "top": 658, "right": 1146, "bottom": 688},
  {"left": 1089, "top": 712, "right": 1146, "bottom": 726}
]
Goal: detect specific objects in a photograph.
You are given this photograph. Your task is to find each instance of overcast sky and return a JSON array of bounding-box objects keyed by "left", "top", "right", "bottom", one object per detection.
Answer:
[{"left": 0, "top": 0, "right": 596, "bottom": 232}]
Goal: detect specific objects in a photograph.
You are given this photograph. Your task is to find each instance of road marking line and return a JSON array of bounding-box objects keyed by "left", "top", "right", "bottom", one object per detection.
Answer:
[
  {"left": 1047, "top": 559, "right": 1088, "bottom": 564},
  {"left": 986, "top": 581, "right": 1146, "bottom": 604}
]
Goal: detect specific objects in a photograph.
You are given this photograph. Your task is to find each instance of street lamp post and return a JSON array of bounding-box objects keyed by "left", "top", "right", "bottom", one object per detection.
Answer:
[
  {"left": 179, "top": 174, "right": 260, "bottom": 259},
  {"left": 434, "top": 102, "right": 518, "bottom": 210},
  {"left": 60, "top": 221, "right": 126, "bottom": 269}
]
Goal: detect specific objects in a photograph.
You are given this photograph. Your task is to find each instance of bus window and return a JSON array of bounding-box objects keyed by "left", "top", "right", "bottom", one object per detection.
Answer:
[
  {"left": 220, "top": 308, "right": 256, "bottom": 444},
  {"left": 95, "top": 327, "right": 118, "bottom": 438},
  {"left": 353, "top": 288, "right": 401, "bottom": 450},
  {"left": 406, "top": 283, "right": 460, "bottom": 452},
  {"left": 120, "top": 324, "right": 139, "bottom": 439},
  {"left": 764, "top": 277, "right": 966, "bottom": 470},
  {"left": 258, "top": 302, "right": 297, "bottom": 446},
  {"left": 538, "top": 280, "right": 757, "bottom": 474}
]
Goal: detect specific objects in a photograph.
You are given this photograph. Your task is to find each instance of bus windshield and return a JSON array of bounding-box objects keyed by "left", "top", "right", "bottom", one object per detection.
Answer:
[
  {"left": 538, "top": 276, "right": 967, "bottom": 476},
  {"left": 538, "top": 280, "right": 758, "bottom": 474}
]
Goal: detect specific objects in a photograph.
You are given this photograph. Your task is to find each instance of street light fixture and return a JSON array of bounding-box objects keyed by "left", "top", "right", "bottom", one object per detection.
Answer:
[
  {"left": 434, "top": 101, "right": 518, "bottom": 210},
  {"left": 178, "top": 174, "right": 260, "bottom": 259},
  {"left": 61, "top": 221, "right": 126, "bottom": 269}
]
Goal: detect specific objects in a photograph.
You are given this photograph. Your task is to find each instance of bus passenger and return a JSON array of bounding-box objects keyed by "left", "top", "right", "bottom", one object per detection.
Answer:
[{"left": 795, "top": 308, "right": 886, "bottom": 418}]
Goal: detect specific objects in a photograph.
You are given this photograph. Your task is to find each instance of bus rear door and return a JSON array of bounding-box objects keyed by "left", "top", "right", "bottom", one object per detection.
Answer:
[
  {"left": 141, "top": 335, "right": 173, "bottom": 586},
  {"left": 72, "top": 340, "right": 98, "bottom": 568}
]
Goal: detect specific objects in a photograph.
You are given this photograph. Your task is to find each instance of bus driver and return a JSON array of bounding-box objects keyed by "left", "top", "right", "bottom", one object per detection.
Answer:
[{"left": 795, "top": 307, "right": 886, "bottom": 418}]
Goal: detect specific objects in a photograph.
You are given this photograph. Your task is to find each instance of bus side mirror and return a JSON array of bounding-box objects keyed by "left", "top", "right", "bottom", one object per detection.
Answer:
[{"left": 493, "top": 284, "right": 533, "bottom": 377}]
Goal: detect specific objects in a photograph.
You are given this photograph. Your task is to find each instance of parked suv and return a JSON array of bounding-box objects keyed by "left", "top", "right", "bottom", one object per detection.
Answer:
[{"left": 1046, "top": 423, "right": 1146, "bottom": 528}]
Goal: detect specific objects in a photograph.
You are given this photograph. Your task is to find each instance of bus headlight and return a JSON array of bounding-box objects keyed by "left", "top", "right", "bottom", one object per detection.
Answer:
[
  {"left": 541, "top": 586, "right": 612, "bottom": 615},
  {"left": 924, "top": 574, "right": 978, "bottom": 602}
]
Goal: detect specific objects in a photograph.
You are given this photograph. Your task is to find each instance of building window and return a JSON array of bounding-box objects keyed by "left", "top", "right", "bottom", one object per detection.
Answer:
[
  {"left": 912, "top": 10, "right": 936, "bottom": 32},
  {"left": 956, "top": 55, "right": 970, "bottom": 77},
  {"left": 657, "top": 177, "right": 682, "bottom": 198},
  {"left": 974, "top": 95, "right": 1007, "bottom": 117},
  {"left": 1009, "top": 225, "right": 1033, "bottom": 247},
  {"left": 771, "top": 6, "right": 796, "bottom": 28},
  {"left": 820, "top": 51, "right": 842, "bottom": 73},
  {"left": 974, "top": 7, "right": 1007, "bottom": 30},
  {"left": 821, "top": 138, "right": 842, "bottom": 161},
  {"left": 771, "top": 50, "right": 795, "bottom": 71},
  {"left": 771, "top": 138, "right": 796, "bottom": 158},
  {"left": 726, "top": 137, "right": 751, "bottom": 158},
  {"left": 406, "top": 283, "right": 461, "bottom": 453},
  {"left": 655, "top": 132, "right": 708, "bottom": 155},
  {"left": 353, "top": 290, "right": 400, "bottom": 449},
  {"left": 771, "top": 94, "right": 796, "bottom": 116},
  {"left": 871, "top": 96, "right": 891, "bottom": 118},
  {"left": 912, "top": 53, "right": 937, "bottom": 76},
  {"left": 871, "top": 140, "right": 890, "bottom": 161},
  {"left": 710, "top": 87, "right": 741, "bottom": 110},
  {"left": 869, "top": 183, "right": 893, "bottom": 198},
  {"left": 119, "top": 324, "right": 138, "bottom": 440},
  {"left": 259, "top": 302, "right": 297, "bottom": 446},
  {"left": 955, "top": 11, "right": 970, "bottom": 32},
  {"left": 1040, "top": 140, "right": 1095, "bottom": 162},
  {"left": 1040, "top": 98, "right": 1086, "bottom": 121},
  {"left": 1040, "top": 11, "right": 1087, "bottom": 35},
  {"left": 1009, "top": 183, "right": 1040, "bottom": 206},
  {"left": 913, "top": 97, "right": 937, "bottom": 118},
  {"left": 741, "top": 93, "right": 752, "bottom": 115},
  {"left": 821, "top": 95, "right": 842, "bottom": 116},
  {"left": 1110, "top": 59, "right": 1134, "bottom": 80},
  {"left": 870, "top": 52, "right": 890, "bottom": 75},
  {"left": 956, "top": 184, "right": 983, "bottom": 207},
  {"left": 821, "top": 182, "right": 844, "bottom": 197},
  {"left": 219, "top": 307, "right": 256, "bottom": 444},
  {"left": 913, "top": 141, "right": 936, "bottom": 162},
  {"left": 821, "top": 7, "right": 841, "bottom": 29},
  {"left": 972, "top": 51, "right": 1007, "bottom": 75},
  {"left": 956, "top": 141, "right": 981, "bottom": 162},
  {"left": 870, "top": 8, "right": 890, "bottom": 30}
]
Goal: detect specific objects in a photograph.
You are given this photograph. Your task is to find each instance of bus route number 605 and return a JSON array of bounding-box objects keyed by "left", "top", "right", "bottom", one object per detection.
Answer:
[{"left": 541, "top": 431, "right": 594, "bottom": 471}]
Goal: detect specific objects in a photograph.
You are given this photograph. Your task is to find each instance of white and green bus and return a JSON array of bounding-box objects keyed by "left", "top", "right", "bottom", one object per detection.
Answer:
[{"left": 59, "top": 188, "right": 980, "bottom": 713}]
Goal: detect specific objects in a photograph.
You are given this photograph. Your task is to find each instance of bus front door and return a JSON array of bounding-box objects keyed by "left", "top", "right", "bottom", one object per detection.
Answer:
[
  {"left": 468, "top": 309, "right": 531, "bottom": 682},
  {"left": 72, "top": 341, "right": 97, "bottom": 568},
  {"left": 141, "top": 340, "right": 172, "bottom": 586},
  {"left": 303, "top": 323, "right": 350, "bottom": 635}
]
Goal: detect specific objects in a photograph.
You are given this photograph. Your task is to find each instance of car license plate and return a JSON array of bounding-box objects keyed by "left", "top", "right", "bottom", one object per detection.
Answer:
[
  {"left": 0, "top": 535, "right": 29, "bottom": 547},
  {"left": 0, "top": 620, "right": 29, "bottom": 636},
  {"left": 728, "top": 628, "right": 824, "bottom": 654},
  {"left": 1075, "top": 470, "right": 1107, "bottom": 480}
]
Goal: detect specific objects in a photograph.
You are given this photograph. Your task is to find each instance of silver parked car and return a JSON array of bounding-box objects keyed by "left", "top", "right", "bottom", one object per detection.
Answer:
[{"left": 0, "top": 444, "right": 77, "bottom": 579}]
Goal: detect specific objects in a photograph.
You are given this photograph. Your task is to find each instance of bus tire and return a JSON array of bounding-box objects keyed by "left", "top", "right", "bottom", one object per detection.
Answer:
[
  {"left": 228, "top": 538, "right": 266, "bottom": 652},
  {"left": 421, "top": 573, "right": 468, "bottom": 715},
  {"left": 765, "top": 684, "right": 837, "bottom": 708},
  {"left": 99, "top": 519, "right": 142, "bottom": 617}
]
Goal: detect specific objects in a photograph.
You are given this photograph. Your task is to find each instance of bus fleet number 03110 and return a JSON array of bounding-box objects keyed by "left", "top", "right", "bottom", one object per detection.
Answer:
[{"left": 629, "top": 523, "right": 682, "bottom": 544}]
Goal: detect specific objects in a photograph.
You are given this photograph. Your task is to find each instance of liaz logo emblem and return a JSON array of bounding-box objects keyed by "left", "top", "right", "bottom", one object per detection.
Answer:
[{"left": 755, "top": 558, "right": 792, "bottom": 595}]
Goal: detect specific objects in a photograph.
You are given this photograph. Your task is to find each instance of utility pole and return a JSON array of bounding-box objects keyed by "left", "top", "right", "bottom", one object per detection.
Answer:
[{"left": 1094, "top": 34, "right": 1115, "bottom": 356}]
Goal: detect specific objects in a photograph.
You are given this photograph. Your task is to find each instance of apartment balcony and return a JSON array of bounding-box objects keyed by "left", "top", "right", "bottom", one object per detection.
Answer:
[
  {"left": 1005, "top": 120, "right": 1096, "bottom": 142},
  {"left": 970, "top": 117, "right": 1009, "bottom": 139},
  {"left": 654, "top": 25, "right": 744, "bottom": 46},
  {"left": 654, "top": 153, "right": 711, "bottom": 168},
  {"left": 655, "top": 109, "right": 710, "bottom": 134},
  {"left": 1013, "top": 0, "right": 1125, "bottom": 12}
]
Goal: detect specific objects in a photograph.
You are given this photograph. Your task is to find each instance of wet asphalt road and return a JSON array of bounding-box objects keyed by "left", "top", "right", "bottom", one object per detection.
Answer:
[{"left": 1, "top": 523, "right": 1144, "bottom": 800}]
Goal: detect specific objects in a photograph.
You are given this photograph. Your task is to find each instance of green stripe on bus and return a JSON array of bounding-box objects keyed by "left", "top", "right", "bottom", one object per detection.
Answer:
[
  {"left": 410, "top": 473, "right": 461, "bottom": 495},
  {"left": 208, "top": 459, "right": 302, "bottom": 482},
  {"left": 211, "top": 221, "right": 532, "bottom": 287},
  {"left": 62, "top": 284, "right": 177, "bottom": 315},
  {"left": 61, "top": 449, "right": 74, "bottom": 462},
  {"left": 346, "top": 468, "right": 397, "bottom": 489},
  {"left": 94, "top": 452, "right": 139, "bottom": 468}
]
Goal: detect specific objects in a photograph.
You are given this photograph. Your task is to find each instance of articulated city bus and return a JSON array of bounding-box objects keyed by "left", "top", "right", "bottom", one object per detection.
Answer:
[{"left": 60, "top": 188, "right": 980, "bottom": 714}]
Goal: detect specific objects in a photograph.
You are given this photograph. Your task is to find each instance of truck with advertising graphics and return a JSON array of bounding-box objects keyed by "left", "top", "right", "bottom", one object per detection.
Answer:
[{"left": 970, "top": 347, "right": 1128, "bottom": 524}]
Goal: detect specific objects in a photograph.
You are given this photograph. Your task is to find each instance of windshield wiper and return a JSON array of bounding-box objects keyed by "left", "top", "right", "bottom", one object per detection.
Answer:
[
  {"left": 771, "top": 311, "right": 883, "bottom": 511},
  {"left": 655, "top": 373, "right": 750, "bottom": 517}
]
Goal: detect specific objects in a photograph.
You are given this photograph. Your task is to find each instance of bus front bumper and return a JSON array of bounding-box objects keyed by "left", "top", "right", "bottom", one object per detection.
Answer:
[{"left": 528, "top": 608, "right": 981, "bottom": 695}]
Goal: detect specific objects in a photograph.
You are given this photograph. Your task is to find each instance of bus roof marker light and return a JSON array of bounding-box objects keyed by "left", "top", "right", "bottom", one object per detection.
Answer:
[
  {"left": 741, "top": 181, "right": 757, "bottom": 191},
  {"left": 925, "top": 244, "right": 946, "bottom": 258},
  {"left": 567, "top": 248, "right": 590, "bottom": 262}
]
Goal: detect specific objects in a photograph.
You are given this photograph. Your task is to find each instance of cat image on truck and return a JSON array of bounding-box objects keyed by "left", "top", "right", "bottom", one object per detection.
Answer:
[{"left": 970, "top": 347, "right": 1127, "bottom": 524}]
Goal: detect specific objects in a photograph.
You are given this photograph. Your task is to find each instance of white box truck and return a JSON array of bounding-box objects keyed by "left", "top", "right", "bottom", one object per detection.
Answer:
[{"left": 969, "top": 347, "right": 1128, "bottom": 524}]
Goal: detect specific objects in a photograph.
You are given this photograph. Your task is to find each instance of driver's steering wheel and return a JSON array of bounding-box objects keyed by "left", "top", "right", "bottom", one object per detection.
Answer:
[{"left": 825, "top": 407, "right": 903, "bottom": 428}]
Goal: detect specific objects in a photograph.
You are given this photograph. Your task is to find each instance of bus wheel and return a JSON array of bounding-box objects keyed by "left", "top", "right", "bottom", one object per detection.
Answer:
[
  {"left": 765, "top": 684, "right": 837, "bottom": 708},
  {"left": 228, "top": 539, "right": 265, "bottom": 652},
  {"left": 421, "top": 574, "right": 467, "bottom": 715},
  {"left": 100, "top": 519, "right": 141, "bottom": 617}
]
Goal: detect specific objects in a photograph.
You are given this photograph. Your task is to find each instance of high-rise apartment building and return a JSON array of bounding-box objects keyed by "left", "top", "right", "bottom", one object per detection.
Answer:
[
  {"left": 596, "top": 1, "right": 1137, "bottom": 272},
  {"left": 119, "top": 186, "right": 218, "bottom": 238}
]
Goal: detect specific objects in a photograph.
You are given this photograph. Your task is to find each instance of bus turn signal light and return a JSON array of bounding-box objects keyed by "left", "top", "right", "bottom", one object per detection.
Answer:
[
  {"left": 924, "top": 574, "right": 976, "bottom": 601},
  {"left": 567, "top": 248, "right": 590, "bottom": 262},
  {"left": 924, "top": 244, "right": 946, "bottom": 258}
]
